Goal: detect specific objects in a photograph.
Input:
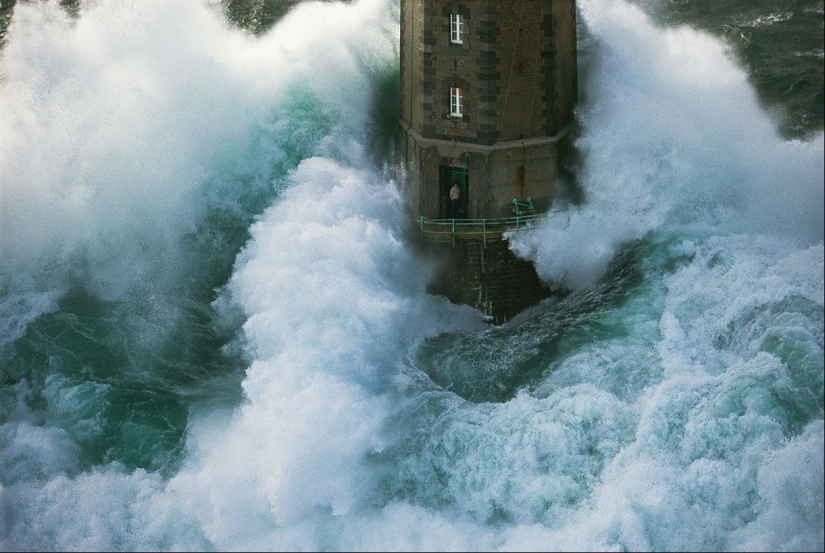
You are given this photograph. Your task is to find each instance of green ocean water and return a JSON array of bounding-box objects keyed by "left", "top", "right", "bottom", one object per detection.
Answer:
[{"left": 0, "top": 1, "right": 822, "bottom": 550}]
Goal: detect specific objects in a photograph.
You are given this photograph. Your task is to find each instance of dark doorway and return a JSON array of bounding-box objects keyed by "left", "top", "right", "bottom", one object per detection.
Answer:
[{"left": 439, "top": 166, "right": 469, "bottom": 219}]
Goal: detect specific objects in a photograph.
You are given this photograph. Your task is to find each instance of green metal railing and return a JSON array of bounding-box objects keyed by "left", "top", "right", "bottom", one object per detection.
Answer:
[{"left": 419, "top": 203, "right": 567, "bottom": 246}]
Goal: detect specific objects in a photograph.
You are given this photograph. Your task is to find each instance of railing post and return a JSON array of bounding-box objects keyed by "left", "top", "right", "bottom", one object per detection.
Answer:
[{"left": 451, "top": 218, "right": 456, "bottom": 247}]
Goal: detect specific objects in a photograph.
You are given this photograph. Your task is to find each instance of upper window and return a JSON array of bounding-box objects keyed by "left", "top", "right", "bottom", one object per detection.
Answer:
[
  {"left": 450, "top": 14, "right": 464, "bottom": 44},
  {"left": 450, "top": 87, "right": 464, "bottom": 117}
]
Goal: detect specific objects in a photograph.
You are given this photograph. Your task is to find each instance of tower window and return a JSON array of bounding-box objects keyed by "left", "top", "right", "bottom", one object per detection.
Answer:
[
  {"left": 450, "top": 87, "right": 463, "bottom": 117},
  {"left": 450, "top": 14, "right": 464, "bottom": 44}
]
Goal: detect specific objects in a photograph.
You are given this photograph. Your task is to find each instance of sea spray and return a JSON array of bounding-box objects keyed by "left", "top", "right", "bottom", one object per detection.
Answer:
[
  {"left": 0, "top": 0, "right": 821, "bottom": 550},
  {"left": 510, "top": 0, "right": 824, "bottom": 291},
  {"left": 169, "top": 155, "right": 482, "bottom": 548}
]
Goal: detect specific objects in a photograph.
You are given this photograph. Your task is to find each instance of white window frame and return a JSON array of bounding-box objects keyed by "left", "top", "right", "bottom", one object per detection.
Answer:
[
  {"left": 450, "top": 14, "right": 464, "bottom": 44},
  {"left": 450, "top": 87, "right": 463, "bottom": 118}
]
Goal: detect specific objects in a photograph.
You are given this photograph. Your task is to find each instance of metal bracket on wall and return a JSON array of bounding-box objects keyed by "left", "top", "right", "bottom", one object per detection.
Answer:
[{"left": 512, "top": 197, "right": 535, "bottom": 216}]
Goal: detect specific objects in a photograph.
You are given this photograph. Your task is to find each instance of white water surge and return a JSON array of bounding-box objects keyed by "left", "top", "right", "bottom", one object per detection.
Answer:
[{"left": 0, "top": 0, "right": 822, "bottom": 551}]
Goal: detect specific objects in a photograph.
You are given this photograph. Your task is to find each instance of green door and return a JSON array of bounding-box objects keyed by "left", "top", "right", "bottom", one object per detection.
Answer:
[
  {"left": 439, "top": 166, "right": 469, "bottom": 219},
  {"left": 451, "top": 167, "right": 468, "bottom": 218}
]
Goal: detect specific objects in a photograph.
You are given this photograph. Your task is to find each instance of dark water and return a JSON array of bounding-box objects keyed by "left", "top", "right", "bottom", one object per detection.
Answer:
[{"left": 0, "top": 0, "right": 822, "bottom": 550}]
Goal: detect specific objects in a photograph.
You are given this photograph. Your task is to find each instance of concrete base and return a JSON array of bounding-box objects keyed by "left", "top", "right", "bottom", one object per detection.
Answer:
[{"left": 424, "top": 237, "right": 552, "bottom": 325}]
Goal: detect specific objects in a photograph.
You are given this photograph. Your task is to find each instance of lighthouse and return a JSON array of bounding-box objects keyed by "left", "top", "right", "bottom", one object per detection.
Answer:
[{"left": 396, "top": 0, "right": 577, "bottom": 323}]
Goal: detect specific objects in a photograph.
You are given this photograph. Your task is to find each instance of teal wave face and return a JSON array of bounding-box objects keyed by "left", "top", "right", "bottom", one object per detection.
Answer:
[
  {"left": 0, "top": 0, "right": 822, "bottom": 551},
  {"left": 414, "top": 240, "right": 656, "bottom": 404},
  {"left": 0, "top": 73, "right": 354, "bottom": 480}
]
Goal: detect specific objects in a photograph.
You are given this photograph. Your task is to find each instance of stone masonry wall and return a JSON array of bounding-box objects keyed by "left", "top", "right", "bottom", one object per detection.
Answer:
[
  {"left": 428, "top": 237, "right": 552, "bottom": 324},
  {"left": 399, "top": 0, "right": 577, "bottom": 145},
  {"left": 398, "top": 0, "right": 576, "bottom": 323}
]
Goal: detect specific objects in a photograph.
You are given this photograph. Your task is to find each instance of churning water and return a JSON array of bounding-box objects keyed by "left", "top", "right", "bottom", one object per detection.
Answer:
[{"left": 0, "top": 0, "right": 822, "bottom": 550}]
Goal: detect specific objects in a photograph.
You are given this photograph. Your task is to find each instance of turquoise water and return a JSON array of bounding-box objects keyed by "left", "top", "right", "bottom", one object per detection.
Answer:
[{"left": 0, "top": 0, "right": 822, "bottom": 550}]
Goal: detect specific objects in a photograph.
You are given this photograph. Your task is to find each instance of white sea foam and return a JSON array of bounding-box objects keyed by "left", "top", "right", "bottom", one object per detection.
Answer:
[
  {"left": 511, "top": 0, "right": 824, "bottom": 291},
  {"left": 730, "top": 420, "right": 825, "bottom": 551},
  {"left": 167, "top": 155, "right": 481, "bottom": 549},
  {"left": 0, "top": 0, "right": 822, "bottom": 551},
  {"left": 0, "top": 0, "right": 397, "bottom": 305},
  {"left": 1, "top": 1, "right": 244, "bottom": 285}
]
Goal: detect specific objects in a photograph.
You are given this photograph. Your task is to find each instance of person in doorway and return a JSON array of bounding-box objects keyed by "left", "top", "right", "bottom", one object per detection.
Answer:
[{"left": 449, "top": 182, "right": 461, "bottom": 218}]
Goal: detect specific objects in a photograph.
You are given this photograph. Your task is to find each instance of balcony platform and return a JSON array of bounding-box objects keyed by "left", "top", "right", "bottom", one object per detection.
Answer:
[{"left": 418, "top": 208, "right": 567, "bottom": 246}]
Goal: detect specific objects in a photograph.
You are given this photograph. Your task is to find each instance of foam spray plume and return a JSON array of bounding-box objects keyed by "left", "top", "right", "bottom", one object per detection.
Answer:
[
  {"left": 0, "top": 0, "right": 822, "bottom": 551},
  {"left": 510, "top": 0, "right": 823, "bottom": 291}
]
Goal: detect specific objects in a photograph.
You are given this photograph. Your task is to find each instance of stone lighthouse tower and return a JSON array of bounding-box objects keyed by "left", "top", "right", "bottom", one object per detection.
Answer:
[{"left": 396, "top": 0, "right": 577, "bottom": 323}]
